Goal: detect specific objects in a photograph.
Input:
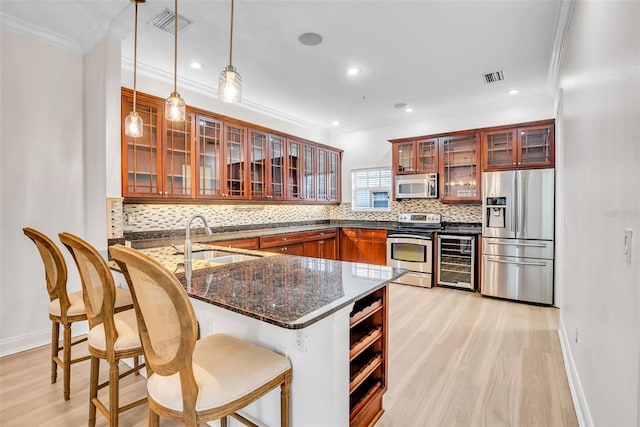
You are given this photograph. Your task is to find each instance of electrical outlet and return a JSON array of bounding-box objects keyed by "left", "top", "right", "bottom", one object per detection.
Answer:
[{"left": 624, "top": 228, "right": 633, "bottom": 264}]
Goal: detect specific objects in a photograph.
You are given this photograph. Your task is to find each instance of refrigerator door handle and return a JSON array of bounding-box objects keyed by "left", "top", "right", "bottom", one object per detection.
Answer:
[
  {"left": 486, "top": 257, "right": 547, "bottom": 267},
  {"left": 487, "top": 241, "right": 547, "bottom": 248},
  {"left": 518, "top": 170, "right": 526, "bottom": 237},
  {"left": 511, "top": 172, "right": 517, "bottom": 233}
]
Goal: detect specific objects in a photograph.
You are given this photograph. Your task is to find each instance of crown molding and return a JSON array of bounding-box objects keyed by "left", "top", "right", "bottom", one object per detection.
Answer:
[
  {"left": 0, "top": 12, "right": 132, "bottom": 55},
  {"left": 547, "top": 0, "right": 576, "bottom": 94},
  {"left": 0, "top": 12, "right": 82, "bottom": 54},
  {"left": 122, "top": 57, "right": 328, "bottom": 133}
]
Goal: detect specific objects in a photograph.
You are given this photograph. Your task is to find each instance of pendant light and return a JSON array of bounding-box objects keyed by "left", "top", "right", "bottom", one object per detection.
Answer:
[
  {"left": 218, "top": 0, "right": 242, "bottom": 103},
  {"left": 165, "top": 0, "right": 186, "bottom": 121},
  {"left": 124, "top": 0, "right": 145, "bottom": 138}
]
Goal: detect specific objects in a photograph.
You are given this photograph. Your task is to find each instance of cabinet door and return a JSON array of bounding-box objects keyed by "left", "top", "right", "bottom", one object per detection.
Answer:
[
  {"left": 322, "top": 237, "right": 338, "bottom": 260},
  {"left": 269, "top": 134, "right": 286, "bottom": 199},
  {"left": 483, "top": 129, "right": 517, "bottom": 171},
  {"left": 317, "top": 148, "right": 328, "bottom": 201},
  {"left": 196, "top": 115, "right": 224, "bottom": 198},
  {"left": 517, "top": 124, "right": 554, "bottom": 168},
  {"left": 248, "top": 129, "right": 268, "bottom": 199},
  {"left": 392, "top": 141, "right": 417, "bottom": 174},
  {"left": 164, "top": 113, "right": 195, "bottom": 198},
  {"left": 416, "top": 138, "right": 438, "bottom": 173},
  {"left": 440, "top": 133, "right": 480, "bottom": 202},
  {"left": 328, "top": 150, "right": 341, "bottom": 202},
  {"left": 303, "top": 144, "right": 317, "bottom": 200},
  {"left": 286, "top": 139, "right": 302, "bottom": 200},
  {"left": 358, "top": 238, "right": 387, "bottom": 266},
  {"left": 224, "top": 123, "right": 247, "bottom": 199},
  {"left": 340, "top": 230, "right": 360, "bottom": 262},
  {"left": 121, "top": 94, "right": 163, "bottom": 198}
]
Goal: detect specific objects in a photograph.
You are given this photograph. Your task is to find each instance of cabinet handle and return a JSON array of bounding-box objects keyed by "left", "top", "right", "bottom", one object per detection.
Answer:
[
  {"left": 283, "top": 237, "right": 287, "bottom": 241},
  {"left": 513, "top": 162, "right": 516, "bottom": 165},
  {"left": 319, "top": 240, "right": 324, "bottom": 244}
]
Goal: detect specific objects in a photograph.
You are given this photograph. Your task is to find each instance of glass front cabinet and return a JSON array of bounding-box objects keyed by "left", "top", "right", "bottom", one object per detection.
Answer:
[
  {"left": 391, "top": 138, "right": 438, "bottom": 175},
  {"left": 482, "top": 120, "right": 555, "bottom": 170},
  {"left": 121, "top": 89, "right": 342, "bottom": 204},
  {"left": 440, "top": 133, "right": 480, "bottom": 202}
]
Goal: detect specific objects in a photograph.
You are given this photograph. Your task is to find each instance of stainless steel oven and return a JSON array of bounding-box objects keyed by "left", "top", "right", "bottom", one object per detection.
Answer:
[{"left": 387, "top": 213, "right": 441, "bottom": 288}]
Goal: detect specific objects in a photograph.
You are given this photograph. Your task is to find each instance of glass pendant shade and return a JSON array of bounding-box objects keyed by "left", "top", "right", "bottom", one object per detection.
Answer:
[
  {"left": 165, "top": 91, "right": 186, "bottom": 121},
  {"left": 125, "top": 111, "right": 144, "bottom": 137},
  {"left": 218, "top": 65, "right": 242, "bottom": 103}
]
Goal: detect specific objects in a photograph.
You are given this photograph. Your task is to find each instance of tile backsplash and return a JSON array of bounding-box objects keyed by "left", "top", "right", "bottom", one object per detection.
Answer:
[{"left": 111, "top": 200, "right": 481, "bottom": 237}]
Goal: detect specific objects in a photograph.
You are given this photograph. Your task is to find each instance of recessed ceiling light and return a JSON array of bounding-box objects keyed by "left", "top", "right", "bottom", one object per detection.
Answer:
[
  {"left": 190, "top": 62, "right": 202, "bottom": 70},
  {"left": 405, "top": 107, "right": 414, "bottom": 113},
  {"left": 298, "top": 32, "right": 323, "bottom": 46},
  {"left": 332, "top": 120, "right": 340, "bottom": 126},
  {"left": 347, "top": 67, "right": 360, "bottom": 76},
  {"left": 507, "top": 89, "right": 520, "bottom": 95},
  {"left": 393, "top": 103, "right": 408, "bottom": 109}
]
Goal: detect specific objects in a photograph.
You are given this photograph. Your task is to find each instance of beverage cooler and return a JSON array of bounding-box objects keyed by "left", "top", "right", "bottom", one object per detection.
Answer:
[{"left": 437, "top": 235, "right": 476, "bottom": 290}]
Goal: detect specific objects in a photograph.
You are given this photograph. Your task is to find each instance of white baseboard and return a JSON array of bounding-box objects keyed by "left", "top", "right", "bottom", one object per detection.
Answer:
[
  {"left": 558, "top": 315, "right": 594, "bottom": 427},
  {"left": 0, "top": 323, "right": 89, "bottom": 358}
]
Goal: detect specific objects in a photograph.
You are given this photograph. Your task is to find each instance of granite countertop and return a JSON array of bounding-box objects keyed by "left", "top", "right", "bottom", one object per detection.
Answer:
[
  {"left": 111, "top": 243, "right": 406, "bottom": 330},
  {"left": 125, "top": 221, "right": 482, "bottom": 249}
]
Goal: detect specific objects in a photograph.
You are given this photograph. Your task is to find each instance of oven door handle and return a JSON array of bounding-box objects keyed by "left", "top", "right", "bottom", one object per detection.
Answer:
[{"left": 387, "top": 234, "right": 433, "bottom": 241}]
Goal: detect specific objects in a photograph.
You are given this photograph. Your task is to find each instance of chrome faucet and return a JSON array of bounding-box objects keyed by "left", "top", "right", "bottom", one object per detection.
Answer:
[{"left": 184, "top": 214, "right": 213, "bottom": 279}]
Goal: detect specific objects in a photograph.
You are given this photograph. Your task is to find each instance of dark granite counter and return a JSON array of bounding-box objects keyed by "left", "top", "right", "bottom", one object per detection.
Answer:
[
  {"left": 183, "top": 255, "right": 406, "bottom": 329},
  {"left": 119, "top": 220, "right": 481, "bottom": 249},
  {"left": 111, "top": 244, "right": 406, "bottom": 330}
]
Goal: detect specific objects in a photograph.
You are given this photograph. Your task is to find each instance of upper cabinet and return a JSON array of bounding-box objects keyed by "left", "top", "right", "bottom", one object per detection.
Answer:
[
  {"left": 482, "top": 120, "right": 554, "bottom": 171},
  {"left": 390, "top": 137, "right": 438, "bottom": 175},
  {"left": 121, "top": 88, "right": 342, "bottom": 204},
  {"left": 439, "top": 132, "right": 480, "bottom": 203},
  {"left": 389, "top": 119, "right": 554, "bottom": 204}
]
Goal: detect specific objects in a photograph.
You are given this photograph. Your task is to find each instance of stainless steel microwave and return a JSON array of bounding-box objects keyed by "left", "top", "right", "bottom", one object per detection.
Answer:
[{"left": 395, "top": 173, "right": 438, "bottom": 199}]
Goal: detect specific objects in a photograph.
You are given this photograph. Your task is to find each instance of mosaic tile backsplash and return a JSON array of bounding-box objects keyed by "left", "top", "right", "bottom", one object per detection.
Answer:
[{"left": 111, "top": 200, "right": 481, "bottom": 237}]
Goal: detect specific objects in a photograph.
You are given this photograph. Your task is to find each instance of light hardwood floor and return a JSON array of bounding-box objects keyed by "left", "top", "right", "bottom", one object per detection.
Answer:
[{"left": 0, "top": 284, "right": 577, "bottom": 426}]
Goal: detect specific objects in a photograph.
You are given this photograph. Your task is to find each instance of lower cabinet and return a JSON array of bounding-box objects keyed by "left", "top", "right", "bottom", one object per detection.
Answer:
[
  {"left": 349, "top": 285, "right": 388, "bottom": 426},
  {"left": 340, "top": 228, "right": 387, "bottom": 266},
  {"left": 304, "top": 229, "right": 338, "bottom": 260},
  {"left": 211, "top": 237, "right": 259, "bottom": 250},
  {"left": 259, "top": 232, "right": 308, "bottom": 256}
]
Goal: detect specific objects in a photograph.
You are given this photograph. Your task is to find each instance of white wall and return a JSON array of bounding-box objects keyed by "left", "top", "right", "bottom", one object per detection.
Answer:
[
  {"left": 329, "top": 94, "right": 554, "bottom": 201},
  {"left": 555, "top": 1, "right": 640, "bottom": 425},
  {"left": 0, "top": 29, "right": 86, "bottom": 355}
]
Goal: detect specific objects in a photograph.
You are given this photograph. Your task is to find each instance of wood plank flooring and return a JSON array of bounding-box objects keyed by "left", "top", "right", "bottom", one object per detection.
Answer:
[{"left": 0, "top": 284, "right": 577, "bottom": 426}]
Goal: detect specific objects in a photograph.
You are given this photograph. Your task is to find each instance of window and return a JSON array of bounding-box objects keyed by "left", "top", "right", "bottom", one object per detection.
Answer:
[{"left": 351, "top": 167, "right": 392, "bottom": 211}]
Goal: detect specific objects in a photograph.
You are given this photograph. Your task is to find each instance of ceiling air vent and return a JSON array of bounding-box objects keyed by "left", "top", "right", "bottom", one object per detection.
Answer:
[
  {"left": 483, "top": 70, "right": 505, "bottom": 83},
  {"left": 151, "top": 9, "right": 192, "bottom": 34}
]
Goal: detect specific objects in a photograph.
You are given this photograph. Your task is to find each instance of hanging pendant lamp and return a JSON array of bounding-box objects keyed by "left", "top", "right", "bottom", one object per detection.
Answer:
[
  {"left": 165, "top": 0, "right": 186, "bottom": 121},
  {"left": 125, "top": 0, "right": 145, "bottom": 138},
  {"left": 218, "top": 0, "right": 242, "bottom": 103}
]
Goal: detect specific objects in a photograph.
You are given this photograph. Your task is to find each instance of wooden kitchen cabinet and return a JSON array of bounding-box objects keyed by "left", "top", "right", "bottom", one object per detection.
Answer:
[
  {"left": 349, "top": 285, "right": 388, "bottom": 426},
  {"left": 259, "top": 232, "right": 307, "bottom": 256},
  {"left": 390, "top": 137, "right": 439, "bottom": 175},
  {"left": 340, "top": 228, "right": 387, "bottom": 266},
  {"left": 482, "top": 120, "right": 554, "bottom": 170},
  {"left": 121, "top": 92, "right": 164, "bottom": 198},
  {"left": 248, "top": 130, "right": 286, "bottom": 200},
  {"left": 304, "top": 229, "right": 338, "bottom": 260},
  {"left": 211, "top": 237, "right": 259, "bottom": 250},
  {"left": 439, "top": 132, "right": 481, "bottom": 203},
  {"left": 122, "top": 88, "right": 342, "bottom": 204}
]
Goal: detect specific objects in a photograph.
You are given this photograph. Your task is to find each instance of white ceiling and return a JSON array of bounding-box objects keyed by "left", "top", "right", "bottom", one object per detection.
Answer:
[{"left": 1, "top": 0, "right": 562, "bottom": 132}]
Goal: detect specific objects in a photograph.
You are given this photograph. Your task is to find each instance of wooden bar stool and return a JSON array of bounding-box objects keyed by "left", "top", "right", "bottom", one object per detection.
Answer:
[
  {"left": 23, "top": 228, "right": 134, "bottom": 401},
  {"left": 110, "top": 244, "right": 293, "bottom": 427},
  {"left": 59, "top": 233, "right": 146, "bottom": 427}
]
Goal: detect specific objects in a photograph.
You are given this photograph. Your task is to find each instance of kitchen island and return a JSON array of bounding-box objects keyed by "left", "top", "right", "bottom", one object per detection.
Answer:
[{"left": 114, "top": 244, "right": 406, "bottom": 427}]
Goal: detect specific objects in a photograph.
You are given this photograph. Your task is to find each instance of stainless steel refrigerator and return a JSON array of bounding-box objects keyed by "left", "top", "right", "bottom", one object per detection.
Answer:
[{"left": 481, "top": 169, "right": 554, "bottom": 304}]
